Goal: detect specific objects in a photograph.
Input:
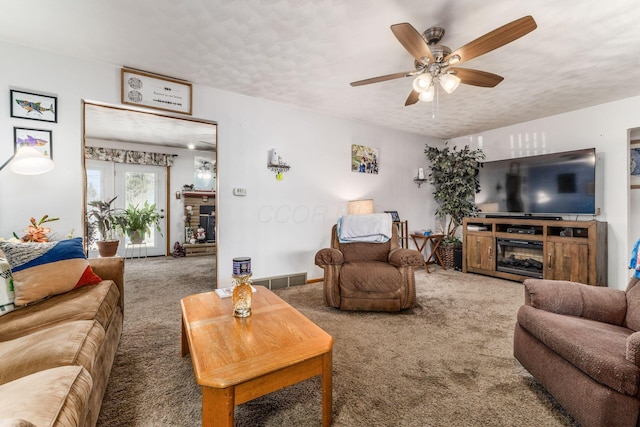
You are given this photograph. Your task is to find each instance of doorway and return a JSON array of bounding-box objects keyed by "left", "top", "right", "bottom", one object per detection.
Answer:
[{"left": 82, "top": 101, "right": 218, "bottom": 281}]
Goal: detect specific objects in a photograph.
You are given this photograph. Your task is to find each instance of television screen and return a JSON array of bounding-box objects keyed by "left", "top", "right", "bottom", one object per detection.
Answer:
[{"left": 475, "top": 148, "right": 596, "bottom": 215}]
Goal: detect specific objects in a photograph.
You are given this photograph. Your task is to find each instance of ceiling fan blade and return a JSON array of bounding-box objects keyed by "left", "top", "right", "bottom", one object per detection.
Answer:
[
  {"left": 390, "top": 23, "right": 434, "bottom": 64},
  {"left": 350, "top": 71, "right": 412, "bottom": 87},
  {"left": 449, "top": 68, "right": 504, "bottom": 87},
  {"left": 405, "top": 90, "right": 419, "bottom": 106},
  {"left": 444, "top": 16, "right": 537, "bottom": 65}
]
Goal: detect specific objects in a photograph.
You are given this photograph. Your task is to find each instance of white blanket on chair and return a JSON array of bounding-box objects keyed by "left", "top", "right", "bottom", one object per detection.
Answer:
[{"left": 338, "top": 213, "right": 392, "bottom": 243}]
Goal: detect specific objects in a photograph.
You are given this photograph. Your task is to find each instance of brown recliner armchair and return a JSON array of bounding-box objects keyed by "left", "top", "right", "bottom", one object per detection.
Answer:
[
  {"left": 314, "top": 224, "right": 424, "bottom": 311},
  {"left": 514, "top": 277, "right": 640, "bottom": 427}
]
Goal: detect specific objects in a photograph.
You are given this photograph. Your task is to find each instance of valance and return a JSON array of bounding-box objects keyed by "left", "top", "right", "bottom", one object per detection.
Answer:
[{"left": 85, "top": 147, "right": 176, "bottom": 166}]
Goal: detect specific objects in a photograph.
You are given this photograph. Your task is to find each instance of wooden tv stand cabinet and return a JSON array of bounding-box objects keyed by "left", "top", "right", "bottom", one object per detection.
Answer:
[{"left": 462, "top": 217, "right": 607, "bottom": 286}]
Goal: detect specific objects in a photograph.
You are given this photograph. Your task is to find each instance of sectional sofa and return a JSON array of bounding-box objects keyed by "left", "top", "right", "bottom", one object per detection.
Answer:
[{"left": 0, "top": 244, "right": 124, "bottom": 427}]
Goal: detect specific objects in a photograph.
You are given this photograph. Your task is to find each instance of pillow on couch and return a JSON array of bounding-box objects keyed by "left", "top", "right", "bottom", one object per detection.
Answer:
[
  {"left": 0, "top": 258, "right": 15, "bottom": 316},
  {"left": 0, "top": 238, "right": 102, "bottom": 306}
]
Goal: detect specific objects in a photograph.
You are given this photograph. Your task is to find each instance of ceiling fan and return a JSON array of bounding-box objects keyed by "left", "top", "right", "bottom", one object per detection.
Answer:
[{"left": 350, "top": 16, "right": 537, "bottom": 106}]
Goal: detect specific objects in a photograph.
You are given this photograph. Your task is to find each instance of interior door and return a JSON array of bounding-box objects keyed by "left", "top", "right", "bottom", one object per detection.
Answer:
[{"left": 114, "top": 163, "right": 167, "bottom": 257}]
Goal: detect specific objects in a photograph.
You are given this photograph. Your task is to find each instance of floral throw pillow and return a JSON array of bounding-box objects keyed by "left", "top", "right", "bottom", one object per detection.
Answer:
[
  {"left": 0, "top": 237, "right": 102, "bottom": 306},
  {"left": 0, "top": 258, "right": 15, "bottom": 316}
]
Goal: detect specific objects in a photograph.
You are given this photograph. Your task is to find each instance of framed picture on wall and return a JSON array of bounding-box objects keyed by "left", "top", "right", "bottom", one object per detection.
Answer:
[
  {"left": 385, "top": 211, "right": 401, "bottom": 222},
  {"left": 121, "top": 67, "right": 193, "bottom": 115},
  {"left": 10, "top": 90, "right": 57, "bottom": 123},
  {"left": 14, "top": 127, "right": 53, "bottom": 159},
  {"left": 631, "top": 140, "right": 640, "bottom": 189},
  {"left": 351, "top": 144, "right": 379, "bottom": 174}
]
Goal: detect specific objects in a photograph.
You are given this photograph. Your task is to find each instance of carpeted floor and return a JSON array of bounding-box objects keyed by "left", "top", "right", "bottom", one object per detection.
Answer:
[{"left": 97, "top": 256, "right": 578, "bottom": 426}]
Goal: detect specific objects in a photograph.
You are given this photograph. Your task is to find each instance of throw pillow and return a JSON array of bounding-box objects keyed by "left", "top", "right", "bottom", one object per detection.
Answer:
[
  {"left": 0, "top": 238, "right": 102, "bottom": 306},
  {"left": 0, "top": 258, "right": 16, "bottom": 316}
]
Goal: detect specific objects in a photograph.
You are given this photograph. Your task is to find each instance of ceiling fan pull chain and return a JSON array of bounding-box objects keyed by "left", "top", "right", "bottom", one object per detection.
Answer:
[{"left": 432, "top": 85, "right": 438, "bottom": 119}]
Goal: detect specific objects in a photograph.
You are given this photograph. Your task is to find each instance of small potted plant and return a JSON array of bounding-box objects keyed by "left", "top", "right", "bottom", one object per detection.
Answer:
[
  {"left": 425, "top": 142, "right": 485, "bottom": 268},
  {"left": 119, "top": 201, "right": 162, "bottom": 244},
  {"left": 87, "top": 197, "right": 125, "bottom": 257}
]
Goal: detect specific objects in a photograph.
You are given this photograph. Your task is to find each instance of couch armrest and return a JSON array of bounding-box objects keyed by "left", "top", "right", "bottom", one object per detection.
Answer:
[
  {"left": 315, "top": 248, "right": 344, "bottom": 267},
  {"left": 388, "top": 248, "right": 424, "bottom": 268},
  {"left": 523, "top": 279, "right": 627, "bottom": 325},
  {"left": 89, "top": 257, "right": 125, "bottom": 312},
  {"left": 627, "top": 332, "right": 640, "bottom": 367}
]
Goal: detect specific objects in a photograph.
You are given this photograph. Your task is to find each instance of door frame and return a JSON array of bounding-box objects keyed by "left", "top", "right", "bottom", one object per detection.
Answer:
[{"left": 81, "top": 100, "right": 217, "bottom": 267}]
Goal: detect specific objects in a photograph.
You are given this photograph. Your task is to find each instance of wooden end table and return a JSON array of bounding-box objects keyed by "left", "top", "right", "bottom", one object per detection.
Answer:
[
  {"left": 181, "top": 286, "right": 333, "bottom": 426},
  {"left": 410, "top": 233, "right": 446, "bottom": 273}
]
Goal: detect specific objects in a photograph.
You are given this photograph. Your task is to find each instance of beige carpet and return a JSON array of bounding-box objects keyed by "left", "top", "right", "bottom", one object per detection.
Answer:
[{"left": 97, "top": 256, "right": 578, "bottom": 426}]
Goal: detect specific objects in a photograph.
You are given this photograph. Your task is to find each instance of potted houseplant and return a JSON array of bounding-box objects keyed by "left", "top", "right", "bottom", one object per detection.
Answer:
[
  {"left": 87, "top": 196, "right": 125, "bottom": 257},
  {"left": 119, "top": 201, "right": 162, "bottom": 244},
  {"left": 425, "top": 142, "right": 485, "bottom": 268}
]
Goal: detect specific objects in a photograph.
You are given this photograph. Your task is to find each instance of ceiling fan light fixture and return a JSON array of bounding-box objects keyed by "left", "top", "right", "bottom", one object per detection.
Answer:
[
  {"left": 439, "top": 73, "right": 461, "bottom": 94},
  {"left": 448, "top": 54, "right": 461, "bottom": 65},
  {"left": 412, "top": 74, "right": 432, "bottom": 93},
  {"left": 418, "top": 85, "right": 435, "bottom": 102}
]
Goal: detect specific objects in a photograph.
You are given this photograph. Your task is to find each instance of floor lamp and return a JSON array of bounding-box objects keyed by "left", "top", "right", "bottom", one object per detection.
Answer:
[{"left": 0, "top": 146, "right": 55, "bottom": 175}]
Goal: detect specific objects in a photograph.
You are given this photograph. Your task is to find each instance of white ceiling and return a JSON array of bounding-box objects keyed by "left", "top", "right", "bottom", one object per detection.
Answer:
[{"left": 2, "top": 0, "right": 640, "bottom": 141}]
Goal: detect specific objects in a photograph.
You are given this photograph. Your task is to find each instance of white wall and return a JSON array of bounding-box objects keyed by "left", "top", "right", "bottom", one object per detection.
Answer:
[
  {"left": 450, "top": 97, "right": 640, "bottom": 289},
  {"left": 0, "top": 41, "right": 438, "bottom": 287}
]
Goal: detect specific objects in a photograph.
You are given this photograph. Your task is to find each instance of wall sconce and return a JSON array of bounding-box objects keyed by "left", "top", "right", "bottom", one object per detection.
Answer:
[
  {"left": 267, "top": 148, "right": 290, "bottom": 180},
  {"left": 414, "top": 167, "right": 428, "bottom": 188}
]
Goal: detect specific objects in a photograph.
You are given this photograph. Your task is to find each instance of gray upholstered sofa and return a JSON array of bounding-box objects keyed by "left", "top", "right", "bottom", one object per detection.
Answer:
[
  {"left": 514, "top": 277, "right": 640, "bottom": 427},
  {"left": 0, "top": 257, "right": 124, "bottom": 427}
]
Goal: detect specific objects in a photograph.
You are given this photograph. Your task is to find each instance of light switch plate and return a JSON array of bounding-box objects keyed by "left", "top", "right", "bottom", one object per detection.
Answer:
[{"left": 233, "top": 188, "right": 247, "bottom": 196}]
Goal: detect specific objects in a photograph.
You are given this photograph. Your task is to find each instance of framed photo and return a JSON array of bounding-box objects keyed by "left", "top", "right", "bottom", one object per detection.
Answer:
[
  {"left": 121, "top": 67, "right": 192, "bottom": 115},
  {"left": 10, "top": 90, "right": 57, "bottom": 123},
  {"left": 352, "top": 144, "right": 379, "bottom": 174},
  {"left": 385, "top": 211, "right": 401, "bottom": 222},
  {"left": 632, "top": 140, "right": 640, "bottom": 189},
  {"left": 14, "top": 127, "right": 53, "bottom": 159}
]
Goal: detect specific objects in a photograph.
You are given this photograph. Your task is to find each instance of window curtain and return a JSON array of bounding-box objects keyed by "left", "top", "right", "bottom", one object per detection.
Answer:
[{"left": 85, "top": 147, "right": 176, "bottom": 166}]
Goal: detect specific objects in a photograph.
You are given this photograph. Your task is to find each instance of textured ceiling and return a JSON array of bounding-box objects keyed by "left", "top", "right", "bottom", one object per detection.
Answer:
[{"left": 2, "top": 0, "right": 640, "bottom": 140}]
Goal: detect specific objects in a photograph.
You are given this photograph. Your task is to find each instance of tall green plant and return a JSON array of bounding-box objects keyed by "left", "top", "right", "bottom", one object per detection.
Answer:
[
  {"left": 425, "top": 142, "right": 485, "bottom": 243},
  {"left": 87, "top": 197, "right": 125, "bottom": 241}
]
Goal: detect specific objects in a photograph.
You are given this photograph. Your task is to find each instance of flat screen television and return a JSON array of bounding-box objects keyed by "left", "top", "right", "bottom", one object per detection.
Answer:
[{"left": 475, "top": 148, "right": 596, "bottom": 216}]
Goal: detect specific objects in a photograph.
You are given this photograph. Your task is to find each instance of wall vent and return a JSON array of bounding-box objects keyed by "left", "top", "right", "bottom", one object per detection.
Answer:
[{"left": 252, "top": 272, "right": 307, "bottom": 289}]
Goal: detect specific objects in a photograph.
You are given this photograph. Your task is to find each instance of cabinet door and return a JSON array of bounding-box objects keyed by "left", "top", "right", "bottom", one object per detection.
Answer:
[
  {"left": 545, "top": 241, "right": 589, "bottom": 283},
  {"left": 466, "top": 235, "right": 494, "bottom": 271}
]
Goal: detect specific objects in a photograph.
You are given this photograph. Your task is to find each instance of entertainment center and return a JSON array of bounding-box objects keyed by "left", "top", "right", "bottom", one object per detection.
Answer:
[{"left": 462, "top": 217, "right": 607, "bottom": 286}]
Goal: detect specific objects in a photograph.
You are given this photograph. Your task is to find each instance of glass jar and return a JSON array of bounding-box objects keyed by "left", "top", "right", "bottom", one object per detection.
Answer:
[{"left": 232, "top": 275, "right": 252, "bottom": 317}]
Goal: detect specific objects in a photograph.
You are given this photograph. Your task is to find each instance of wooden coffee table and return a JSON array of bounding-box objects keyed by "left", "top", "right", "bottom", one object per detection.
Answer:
[{"left": 181, "top": 286, "right": 333, "bottom": 426}]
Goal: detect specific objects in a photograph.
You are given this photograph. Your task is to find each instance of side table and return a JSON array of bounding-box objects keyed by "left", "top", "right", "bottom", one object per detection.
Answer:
[{"left": 410, "top": 233, "right": 446, "bottom": 273}]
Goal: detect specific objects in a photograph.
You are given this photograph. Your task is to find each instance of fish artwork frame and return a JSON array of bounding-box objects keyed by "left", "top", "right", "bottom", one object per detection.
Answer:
[
  {"left": 10, "top": 90, "right": 57, "bottom": 123},
  {"left": 14, "top": 127, "right": 53, "bottom": 160}
]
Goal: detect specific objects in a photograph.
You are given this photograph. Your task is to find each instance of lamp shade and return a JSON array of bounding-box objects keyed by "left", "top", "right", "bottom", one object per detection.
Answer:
[
  {"left": 412, "top": 74, "right": 432, "bottom": 93},
  {"left": 439, "top": 73, "right": 461, "bottom": 94},
  {"left": 10, "top": 146, "right": 55, "bottom": 175},
  {"left": 348, "top": 199, "right": 374, "bottom": 215},
  {"left": 418, "top": 85, "right": 435, "bottom": 102}
]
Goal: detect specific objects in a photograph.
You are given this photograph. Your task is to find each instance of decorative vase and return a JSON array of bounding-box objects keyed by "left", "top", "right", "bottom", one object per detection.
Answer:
[
  {"left": 232, "top": 275, "right": 252, "bottom": 318},
  {"left": 96, "top": 240, "right": 119, "bottom": 257}
]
